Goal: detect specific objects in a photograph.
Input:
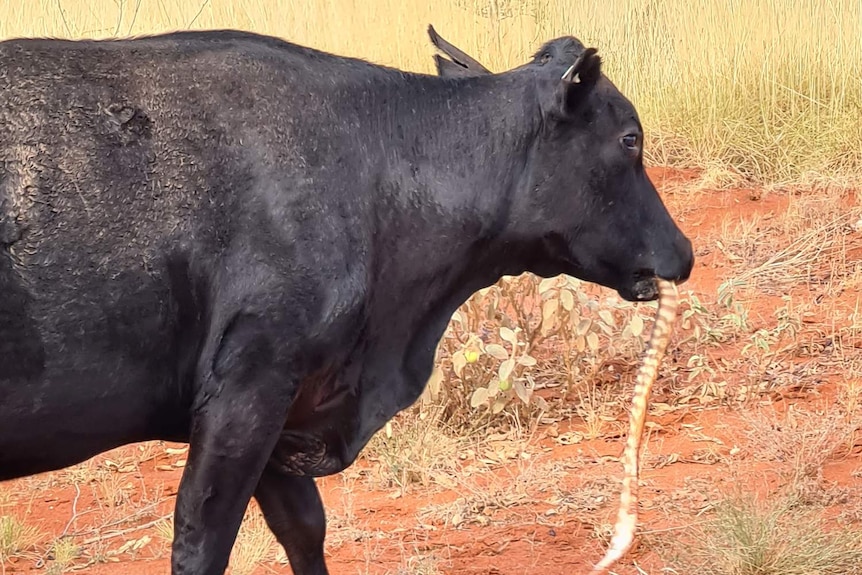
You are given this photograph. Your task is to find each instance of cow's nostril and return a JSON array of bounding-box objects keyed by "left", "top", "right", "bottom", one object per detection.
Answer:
[{"left": 656, "top": 245, "right": 694, "bottom": 283}]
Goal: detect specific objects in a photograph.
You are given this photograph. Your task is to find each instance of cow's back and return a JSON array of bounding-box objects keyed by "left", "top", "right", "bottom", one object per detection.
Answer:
[{"left": 0, "top": 30, "right": 383, "bottom": 291}]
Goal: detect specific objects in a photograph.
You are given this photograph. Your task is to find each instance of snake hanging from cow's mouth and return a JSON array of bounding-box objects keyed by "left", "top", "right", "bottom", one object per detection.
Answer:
[{"left": 588, "top": 278, "right": 680, "bottom": 575}]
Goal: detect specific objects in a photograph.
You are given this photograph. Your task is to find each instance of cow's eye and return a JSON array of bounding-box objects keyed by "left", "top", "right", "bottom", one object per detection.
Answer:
[{"left": 621, "top": 134, "right": 639, "bottom": 150}]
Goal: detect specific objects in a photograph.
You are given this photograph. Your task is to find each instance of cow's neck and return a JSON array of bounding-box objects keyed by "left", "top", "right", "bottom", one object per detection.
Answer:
[{"left": 369, "top": 72, "right": 541, "bottom": 385}]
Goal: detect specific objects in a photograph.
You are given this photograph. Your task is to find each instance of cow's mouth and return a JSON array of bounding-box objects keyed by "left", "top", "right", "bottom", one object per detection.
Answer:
[{"left": 617, "top": 275, "right": 659, "bottom": 302}]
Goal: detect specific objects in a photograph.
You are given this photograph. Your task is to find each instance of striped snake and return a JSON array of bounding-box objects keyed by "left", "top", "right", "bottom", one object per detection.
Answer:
[{"left": 588, "top": 278, "right": 680, "bottom": 575}]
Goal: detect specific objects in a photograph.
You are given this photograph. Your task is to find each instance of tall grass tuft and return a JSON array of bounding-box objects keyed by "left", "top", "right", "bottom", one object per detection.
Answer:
[{"left": 669, "top": 494, "right": 862, "bottom": 574}]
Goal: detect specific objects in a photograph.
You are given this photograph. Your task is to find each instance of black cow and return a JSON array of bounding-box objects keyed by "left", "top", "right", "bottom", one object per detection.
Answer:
[{"left": 0, "top": 26, "right": 692, "bottom": 575}]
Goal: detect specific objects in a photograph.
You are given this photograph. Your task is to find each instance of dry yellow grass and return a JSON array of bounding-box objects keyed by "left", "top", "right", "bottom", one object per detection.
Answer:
[{"left": 0, "top": 0, "right": 857, "bottom": 186}]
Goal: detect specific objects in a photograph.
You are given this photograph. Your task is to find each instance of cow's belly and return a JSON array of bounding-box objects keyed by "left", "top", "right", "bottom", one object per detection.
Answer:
[
  {"left": 0, "top": 260, "right": 194, "bottom": 480},
  {"left": 0, "top": 365, "right": 187, "bottom": 480},
  {"left": 270, "top": 358, "right": 430, "bottom": 477}
]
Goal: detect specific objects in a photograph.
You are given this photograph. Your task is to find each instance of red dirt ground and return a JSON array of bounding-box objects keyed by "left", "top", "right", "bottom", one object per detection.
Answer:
[{"left": 2, "top": 167, "right": 861, "bottom": 575}]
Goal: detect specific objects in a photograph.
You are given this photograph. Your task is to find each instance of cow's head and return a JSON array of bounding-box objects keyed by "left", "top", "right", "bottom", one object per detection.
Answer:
[{"left": 428, "top": 26, "right": 694, "bottom": 302}]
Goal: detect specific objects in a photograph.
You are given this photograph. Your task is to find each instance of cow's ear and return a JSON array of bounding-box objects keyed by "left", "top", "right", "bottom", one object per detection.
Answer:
[
  {"left": 428, "top": 24, "right": 492, "bottom": 78},
  {"left": 434, "top": 54, "right": 477, "bottom": 78},
  {"left": 555, "top": 48, "right": 601, "bottom": 117}
]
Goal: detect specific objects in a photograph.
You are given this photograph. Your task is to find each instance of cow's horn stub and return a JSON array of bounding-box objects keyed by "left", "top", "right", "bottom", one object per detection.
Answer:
[
  {"left": 561, "top": 63, "right": 579, "bottom": 83},
  {"left": 561, "top": 47, "right": 599, "bottom": 84}
]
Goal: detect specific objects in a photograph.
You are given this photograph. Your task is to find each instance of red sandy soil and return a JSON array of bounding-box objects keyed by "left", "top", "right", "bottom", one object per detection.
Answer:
[{"left": 2, "top": 167, "right": 861, "bottom": 575}]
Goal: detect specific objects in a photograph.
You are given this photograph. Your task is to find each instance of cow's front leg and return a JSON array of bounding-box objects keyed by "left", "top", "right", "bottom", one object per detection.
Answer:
[
  {"left": 255, "top": 469, "right": 328, "bottom": 575},
  {"left": 170, "top": 319, "right": 297, "bottom": 575}
]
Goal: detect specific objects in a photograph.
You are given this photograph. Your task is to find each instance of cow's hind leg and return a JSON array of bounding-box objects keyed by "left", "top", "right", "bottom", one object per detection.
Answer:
[
  {"left": 170, "top": 317, "right": 297, "bottom": 575},
  {"left": 255, "top": 469, "right": 328, "bottom": 575}
]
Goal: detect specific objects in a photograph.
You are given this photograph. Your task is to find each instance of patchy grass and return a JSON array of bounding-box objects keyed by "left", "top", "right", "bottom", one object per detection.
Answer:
[
  {"left": 721, "top": 189, "right": 862, "bottom": 295},
  {"left": 391, "top": 555, "right": 444, "bottom": 575},
  {"left": 321, "top": 475, "right": 377, "bottom": 553},
  {"left": 667, "top": 494, "right": 862, "bottom": 575},
  {"left": 0, "top": 515, "right": 44, "bottom": 565},
  {"left": 228, "top": 508, "right": 276, "bottom": 575},
  {"left": 741, "top": 406, "right": 860, "bottom": 488},
  {"left": 44, "top": 537, "right": 81, "bottom": 575},
  {"left": 417, "top": 457, "right": 569, "bottom": 529},
  {"left": 363, "top": 404, "right": 466, "bottom": 493},
  {"left": 838, "top": 358, "right": 862, "bottom": 415}
]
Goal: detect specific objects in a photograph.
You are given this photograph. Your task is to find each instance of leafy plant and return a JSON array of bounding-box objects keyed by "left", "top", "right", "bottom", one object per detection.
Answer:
[{"left": 424, "top": 274, "right": 654, "bottom": 431}]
